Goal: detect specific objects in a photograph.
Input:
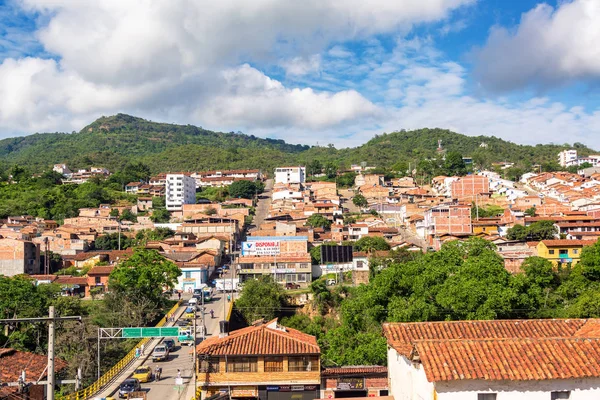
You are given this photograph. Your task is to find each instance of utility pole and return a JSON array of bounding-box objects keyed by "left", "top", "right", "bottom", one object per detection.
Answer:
[
  {"left": 48, "top": 306, "right": 56, "bottom": 400},
  {"left": 0, "top": 308, "right": 81, "bottom": 399}
]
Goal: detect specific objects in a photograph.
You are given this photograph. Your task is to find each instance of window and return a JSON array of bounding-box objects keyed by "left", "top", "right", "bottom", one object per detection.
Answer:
[
  {"left": 573, "top": 249, "right": 578, "bottom": 254},
  {"left": 226, "top": 357, "right": 257, "bottom": 372},
  {"left": 551, "top": 392, "right": 570, "bottom": 400},
  {"left": 559, "top": 249, "right": 568, "bottom": 255},
  {"left": 549, "top": 250, "right": 555, "bottom": 255},
  {"left": 477, "top": 395, "right": 496, "bottom": 400},
  {"left": 185, "top": 271, "right": 191, "bottom": 278},
  {"left": 288, "top": 356, "right": 318, "bottom": 372},
  {"left": 264, "top": 356, "right": 283, "bottom": 372},
  {"left": 95, "top": 277, "right": 101, "bottom": 285},
  {"left": 199, "top": 357, "right": 220, "bottom": 373}
]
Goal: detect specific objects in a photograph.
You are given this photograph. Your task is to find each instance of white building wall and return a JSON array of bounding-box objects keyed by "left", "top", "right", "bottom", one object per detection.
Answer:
[
  {"left": 272, "top": 190, "right": 303, "bottom": 201},
  {"left": 388, "top": 347, "right": 435, "bottom": 400},
  {"left": 436, "top": 378, "right": 600, "bottom": 400},
  {"left": 166, "top": 174, "right": 196, "bottom": 211},
  {"left": 388, "top": 346, "right": 600, "bottom": 400},
  {"left": 275, "top": 167, "right": 306, "bottom": 184}
]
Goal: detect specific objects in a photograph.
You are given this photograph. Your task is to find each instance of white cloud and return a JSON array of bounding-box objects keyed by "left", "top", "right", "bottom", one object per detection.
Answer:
[
  {"left": 0, "top": 0, "right": 473, "bottom": 136},
  {"left": 474, "top": 0, "right": 600, "bottom": 91},
  {"left": 280, "top": 55, "right": 321, "bottom": 77},
  {"left": 196, "top": 64, "right": 379, "bottom": 130}
]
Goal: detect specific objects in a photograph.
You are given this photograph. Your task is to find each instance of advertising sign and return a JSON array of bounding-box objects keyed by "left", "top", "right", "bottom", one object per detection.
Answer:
[
  {"left": 337, "top": 378, "right": 365, "bottom": 390},
  {"left": 242, "top": 240, "right": 280, "bottom": 256},
  {"left": 231, "top": 387, "right": 258, "bottom": 397}
]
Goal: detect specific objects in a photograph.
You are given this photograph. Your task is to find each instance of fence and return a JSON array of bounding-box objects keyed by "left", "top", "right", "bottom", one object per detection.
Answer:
[{"left": 58, "top": 300, "right": 182, "bottom": 400}]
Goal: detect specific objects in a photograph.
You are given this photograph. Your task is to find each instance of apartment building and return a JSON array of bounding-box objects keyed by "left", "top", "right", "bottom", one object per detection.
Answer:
[
  {"left": 166, "top": 173, "right": 196, "bottom": 211},
  {"left": 0, "top": 238, "right": 41, "bottom": 276},
  {"left": 238, "top": 236, "right": 311, "bottom": 287},
  {"left": 558, "top": 149, "right": 578, "bottom": 167},
  {"left": 418, "top": 203, "right": 472, "bottom": 240},
  {"left": 196, "top": 318, "right": 320, "bottom": 400},
  {"left": 275, "top": 166, "right": 306, "bottom": 184},
  {"left": 450, "top": 175, "right": 489, "bottom": 200}
]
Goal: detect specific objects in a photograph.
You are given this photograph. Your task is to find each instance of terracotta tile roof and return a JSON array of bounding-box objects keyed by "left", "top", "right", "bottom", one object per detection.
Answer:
[
  {"left": 383, "top": 319, "right": 592, "bottom": 356},
  {"left": 384, "top": 319, "right": 600, "bottom": 382},
  {"left": 87, "top": 266, "right": 115, "bottom": 275},
  {"left": 54, "top": 276, "right": 88, "bottom": 286},
  {"left": 539, "top": 239, "right": 596, "bottom": 247},
  {"left": 197, "top": 319, "right": 319, "bottom": 356},
  {"left": 0, "top": 348, "right": 68, "bottom": 396},
  {"left": 416, "top": 337, "right": 600, "bottom": 382},
  {"left": 322, "top": 366, "right": 387, "bottom": 376}
]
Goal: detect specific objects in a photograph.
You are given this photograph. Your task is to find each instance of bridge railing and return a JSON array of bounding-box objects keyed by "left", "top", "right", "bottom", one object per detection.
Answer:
[{"left": 58, "top": 300, "right": 182, "bottom": 400}]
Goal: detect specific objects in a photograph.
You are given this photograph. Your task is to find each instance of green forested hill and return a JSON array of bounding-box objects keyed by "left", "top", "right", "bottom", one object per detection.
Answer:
[{"left": 0, "top": 115, "right": 595, "bottom": 173}]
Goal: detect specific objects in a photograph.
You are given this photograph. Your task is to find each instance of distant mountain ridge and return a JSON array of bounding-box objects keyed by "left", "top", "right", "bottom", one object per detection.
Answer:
[{"left": 0, "top": 114, "right": 595, "bottom": 173}]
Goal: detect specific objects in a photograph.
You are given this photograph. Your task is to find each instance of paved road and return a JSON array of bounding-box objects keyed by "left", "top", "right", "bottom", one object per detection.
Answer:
[
  {"left": 250, "top": 179, "right": 273, "bottom": 232},
  {"left": 339, "top": 188, "right": 359, "bottom": 214},
  {"left": 141, "top": 293, "right": 229, "bottom": 400},
  {"left": 99, "top": 293, "right": 230, "bottom": 400}
]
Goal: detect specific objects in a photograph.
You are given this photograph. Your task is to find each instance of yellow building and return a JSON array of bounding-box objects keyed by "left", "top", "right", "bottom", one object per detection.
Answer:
[{"left": 535, "top": 240, "right": 596, "bottom": 267}]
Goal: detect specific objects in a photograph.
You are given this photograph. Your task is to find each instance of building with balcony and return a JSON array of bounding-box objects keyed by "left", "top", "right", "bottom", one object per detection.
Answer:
[
  {"left": 166, "top": 173, "right": 196, "bottom": 211},
  {"left": 535, "top": 240, "right": 595, "bottom": 267},
  {"left": 196, "top": 318, "right": 320, "bottom": 400},
  {"left": 238, "top": 236, "right": 311, "bottom": 287},
  {"left": 275, "top": 167, "right": 306, "bottom": 184}
]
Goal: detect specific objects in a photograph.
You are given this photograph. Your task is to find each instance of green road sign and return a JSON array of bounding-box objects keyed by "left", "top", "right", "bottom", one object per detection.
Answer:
[{"left": 122, "top": 326, "right": 180, "bottom": 338}]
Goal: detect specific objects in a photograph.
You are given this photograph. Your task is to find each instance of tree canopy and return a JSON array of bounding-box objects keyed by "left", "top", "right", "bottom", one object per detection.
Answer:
[{"left": 235, "top": 276, "right": 287, "bottom": 323}]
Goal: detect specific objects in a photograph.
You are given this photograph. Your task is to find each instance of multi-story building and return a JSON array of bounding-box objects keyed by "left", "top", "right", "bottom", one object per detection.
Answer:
[
  {"left": 418, "top": 203, "right": 472, "bottom": 243},
  {"left": 558, "top": 149, "right": 578, "bottom": 167},
  {"left": 450, "top": 175, "right": 489, "bottom": 200},
  {"left": 238, "top": 236, "right": 312, "bottom": 287},
  {"left": 384, "top": 319, "right": 600, "bottom": 400},
  {"left": 166, "top": 174, "right": 196, "bottom": 211},
  {"left": 0, "top": 238, "right": 41, "bottom": 276},
  {"left": 196, "top": 318, "right": 321, "bottom": 400},
  {"left": 275, "top": 166, "right": 306, "bottom": 184},
  {"left": 535, "top": 239, "right": 595, "bottom": 267}
]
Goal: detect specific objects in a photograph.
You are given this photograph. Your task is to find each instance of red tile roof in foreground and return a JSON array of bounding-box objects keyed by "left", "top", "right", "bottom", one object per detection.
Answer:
[
  {"left": 383, "top": 319, "right": 600, "bottom": 382},
  {"left": 0, "top": 348, "right": 68, "bottom": 397},
  {"left": 196, "top": 319, "right": 319, "bottom": 356},
  {"left": 417, "top": 338, "right": 600, "bottom": 382}
]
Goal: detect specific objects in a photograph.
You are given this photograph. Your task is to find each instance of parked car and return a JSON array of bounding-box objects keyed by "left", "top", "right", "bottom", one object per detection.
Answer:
[
  {"left": 188, "top": 297, "right": 199, "bottom": 308},
  {"left": 132, "top": 366, "right": 152, "bottom": 383},
  {"left": 163, "top": 339, "right": 176, "bottom": 351},
  {"left": 118, "top": 378, "right": 141, "bottom": 398},
  {"left": 326, "top": 279, "right": 336, "bottom": 286},
  {"left": 285, "top": 282, "right": 300, "bottom": 290},
  {"left": 152, "top": 345, "right": 169, "bottom": 362},
  {"left": 222, "top": 264, "right": 230, "bottom": 270},
  {"left": 176, "top": 319, "right": 192, "bottom": 327}
]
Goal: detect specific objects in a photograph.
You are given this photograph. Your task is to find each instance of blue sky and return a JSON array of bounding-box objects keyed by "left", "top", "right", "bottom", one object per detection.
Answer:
[{"left": 1, "top": 0, "right": 600, "bottom": 149}]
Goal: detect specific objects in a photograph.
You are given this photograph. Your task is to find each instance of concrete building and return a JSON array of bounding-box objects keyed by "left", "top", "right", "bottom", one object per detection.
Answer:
[
  {"left": 558, "top": 149, "right": 578, "bottom": 167},
  {"left": 450, "top": 175, "right": 489, "bottom": 201},
  {"left": 275, "top": 166, "right": 306, "bottom": 184},
  {"left": 0, "top": 238, "right": 41, "bottom": 276},
  {"left": 384, "top": 319, "right": 600, "bottom": 400},
  {"left": 238, "top": 236, "right": 311, "bottom": 287},
  {"left": 166, "top": 173, "right": 196, "bottom": 211}
]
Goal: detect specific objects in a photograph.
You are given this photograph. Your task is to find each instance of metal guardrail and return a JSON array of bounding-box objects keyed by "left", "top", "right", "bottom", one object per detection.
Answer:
[{"left": 58, "top": 300, "right": 182, "bottom": 400}]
